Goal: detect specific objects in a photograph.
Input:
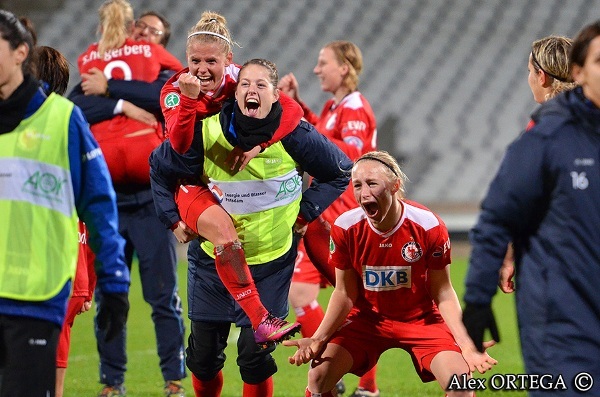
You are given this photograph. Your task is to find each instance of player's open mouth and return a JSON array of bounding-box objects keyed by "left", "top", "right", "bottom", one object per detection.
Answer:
[
  {"left": 245, "top": 98, "right": 260, "bottom": 117},
  {"left": 362, "top": 202, "right": 379, "bottom": 217},
  {"left": 198, "top": 76, "right": 212, "bottom": 85}
]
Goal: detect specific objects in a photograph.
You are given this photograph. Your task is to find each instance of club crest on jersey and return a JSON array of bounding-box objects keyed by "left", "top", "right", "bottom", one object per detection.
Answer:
[
  {"left": 164, "top": 93, "right": 180, "bottom": 108},
  {"left": 329, "top": 236, "right": 335, "bottom": 254},
  {"left": 401, "top": 241, "right": 422, "bottom": 262}
]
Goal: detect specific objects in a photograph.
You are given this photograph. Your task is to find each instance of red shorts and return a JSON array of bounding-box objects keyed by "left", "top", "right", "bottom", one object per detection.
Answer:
[
  {"left": 56, "top": 296, "right": 86, "bottom": 368},
  {"left": 92, "top": 116, "right": 164, "bottom": 185},
  {"left": 174, "top": 184, "right": 221, "bottom": 234},
  {"left": 329, "top": 310, "right": 461, "bottom": 382},
  {"left": 292, "top": 219, "right": 335, "bottom": 285}
]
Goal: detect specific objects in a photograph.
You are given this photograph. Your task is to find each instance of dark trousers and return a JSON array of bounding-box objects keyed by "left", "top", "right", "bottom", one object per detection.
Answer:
[
  {"left": 0, "top": 315, "right": 60, "bottom": 397},
  {"left": 95, "top": 196, "right": 185, "bottom": 385},
  {"left": 185, "top": 234, "right": 299, "bottom": 384}
]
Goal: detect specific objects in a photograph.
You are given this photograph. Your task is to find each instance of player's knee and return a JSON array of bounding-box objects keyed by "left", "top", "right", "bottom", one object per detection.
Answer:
[
  {"left": 237, "top": 327, "right": 277, "bottom": 383},
  {"left": 185, "top": 348, "right": 224, "bottom": 380},
  {"left": 307, "top": 366, "right": 333, "bottom": 393}
]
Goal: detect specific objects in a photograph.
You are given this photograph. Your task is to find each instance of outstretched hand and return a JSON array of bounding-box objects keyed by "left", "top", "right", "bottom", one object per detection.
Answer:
[
  {"left": 461, "top": 340, "right": 498, "bottom": 374},
  {"left": 282, "top": 338, "right": 323, "bottom": 366}
]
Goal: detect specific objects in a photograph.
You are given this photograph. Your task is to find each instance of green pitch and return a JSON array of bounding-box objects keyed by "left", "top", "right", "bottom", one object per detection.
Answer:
[{"left": 65, "top": 256, "right": 525, "bottom": 396}]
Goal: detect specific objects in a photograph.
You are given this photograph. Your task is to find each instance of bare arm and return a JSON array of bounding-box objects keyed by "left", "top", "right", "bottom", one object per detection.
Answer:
[
  {"left": 429, "top": 266, "right": 497, "bottom": 374},
  {"left": 283, "top": 267, "right": 358, "bottom": 365}
]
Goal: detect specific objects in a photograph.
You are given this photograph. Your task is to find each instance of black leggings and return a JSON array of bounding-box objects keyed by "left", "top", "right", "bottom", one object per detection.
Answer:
[
  {"left": 186, "top": 320, "right": 277, "bottom": 384},
  {"left": 0, "top": 315, "right": 60, "bottom": 397}
]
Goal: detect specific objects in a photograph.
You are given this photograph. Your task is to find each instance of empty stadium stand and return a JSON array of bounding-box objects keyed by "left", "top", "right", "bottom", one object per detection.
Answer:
[{"left": 16, "top": 0, "right": 599, "bottom": 230}]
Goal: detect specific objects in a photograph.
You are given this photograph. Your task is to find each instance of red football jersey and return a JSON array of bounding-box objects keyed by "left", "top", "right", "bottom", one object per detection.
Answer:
[
  {"left": 329, "top": 200, "right": 451, "bottom": 322},
  {"left": 300, "top": 91, "right": 377, "bottom": 224},
  {"left": 77, "top": 38, "right": 183, "bottom": 184},
  {"left": 77, "top": 37, "right": 182, "bottom": 81},
  {"left": 160, "top": 64, "right": 240, "bottom": 152}
]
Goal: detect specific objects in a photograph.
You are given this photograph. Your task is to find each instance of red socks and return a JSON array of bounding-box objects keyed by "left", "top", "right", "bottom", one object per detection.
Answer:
[
  {"left": 294, "top": 300, "right": 325, "bottom": 337},
  {"left": 357, "top": 364, "right": 378, "bottom": 393},
  {"left": 192, "top": 372, "right": 223, "bottom": 397},
  {"left": 214, "top": 241, "right": 268, "bottom": 328},
  {"left": 193, "top": 372, "right": 275, "bottom": 397},
  {"left": 243, "top": 377, "right": 273, "bottom": 397}
]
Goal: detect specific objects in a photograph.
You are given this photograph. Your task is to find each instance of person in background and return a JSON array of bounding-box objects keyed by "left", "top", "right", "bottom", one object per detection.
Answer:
[
  {"left": 284, "top": 151, "right": 496, "bottom": 397},
  {"left": 20, "top": 16, "right": 100, "bottom": 397},
  {"left": 0, "top": 9, "right": 129, "bottom": 397},
  {"left": 151, "top": 58, "right": 352, "bottom": 397},
  {"left": 278, "top": 40, "right": 378, "bottom": 397},
  {"left": 157, "top": 10, "right": 303, "bottom": 349},
  {"left": 463, "top": 21, "right": 600, "bottom": 397},
  {"left": 69, "top": 10, "right": 174, "bottom": 126},
  {"left": 72, "top": 1, "right": 185, "bottom": 396},
  {"left": 498, "top": 35, "right": 576, "bottom": 294},
  {"left": 32, "top": 33, "right": 99, "bottom": 397}
]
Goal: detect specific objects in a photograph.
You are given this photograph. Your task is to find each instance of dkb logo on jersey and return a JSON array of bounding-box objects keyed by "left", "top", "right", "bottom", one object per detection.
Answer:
[
  {"left": 401, "top": 241, "right": 422, "bottom": 262},
  {"left": 363, "top": 265, "right": 411, "bottom": 291}
]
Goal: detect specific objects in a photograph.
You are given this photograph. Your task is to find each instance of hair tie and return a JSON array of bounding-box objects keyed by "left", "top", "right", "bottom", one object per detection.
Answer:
[
  {"left": 209, "top": 18, "right": 217, "bottom": 23},
  {"left": 356, "top": 155, "right": 398, "bottom": 176},
  {"left": 187, "top": 31, "right": 231, "bottom": 45},
  {"left": 531, "top": 50, "right": 568, "bottom": 82}
]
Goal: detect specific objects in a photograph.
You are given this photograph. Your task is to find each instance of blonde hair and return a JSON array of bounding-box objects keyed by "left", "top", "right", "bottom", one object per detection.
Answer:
[
  {"left": 531, "top": 35, "right": 577, "bottom": 100},
  {"left": 97, "top": 0, "right": 133, "bottom": 56},
  {"left": 187, "top": 11, "right": 235, "bottom": 55},
  {"left": 326, "top": 40, "right": 363, "bottom": 92},
  {"left": 353, "top": 151, "right": 409, "bottom": 198}
]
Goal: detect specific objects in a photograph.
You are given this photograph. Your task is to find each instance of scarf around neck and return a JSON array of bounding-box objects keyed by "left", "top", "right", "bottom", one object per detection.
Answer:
[
  {"left": 0, "top": 74, "right": 40, "bottom": 134},
  {"left": 231, "top": 100, "right": 282, "bottom": 151}
]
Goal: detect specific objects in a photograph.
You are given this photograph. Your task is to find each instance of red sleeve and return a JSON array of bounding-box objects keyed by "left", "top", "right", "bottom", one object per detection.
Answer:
[
  {"left": 330, "top": 106, "right": 376, "bottom": 160},
  {"left": 329, "top": 223, "right": 352, "bottom": 271},
  {"left": 161, "top": 70, "right": 235, "bottom": 153},
  {"left": 427, "top": 220, "right": 452, "bottom": 270},
  {"left": 297, "top": 100, "right": 320, "bottom": 125},
  {"left": 161, "top": 71, "right": 199, "bottom": 153},
  {"left": 85, "top": 245, "right": 97, "bottom": 300},
  {"left": 261, "top": 92, "right": 303, "bottom": 149}
]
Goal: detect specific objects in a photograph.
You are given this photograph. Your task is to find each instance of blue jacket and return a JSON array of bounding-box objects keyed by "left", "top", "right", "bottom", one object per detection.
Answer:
[
  {"left": 149, "top": 99, "right": 353, "bottom": 230},
  {"left": 0, "top": 86, "right": 130, "bottom": 326},
  {"left": 67, "top": 70, "right": 172, "bottom": 124},
  {"left": 464, "top": 87, "right": 600, "bottom": 376}
]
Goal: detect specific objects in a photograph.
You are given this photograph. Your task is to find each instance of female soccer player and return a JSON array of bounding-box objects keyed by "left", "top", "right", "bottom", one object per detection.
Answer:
[
  {"left": 157, "top": 11, "right": 303, "bottom": 345},
  {"left": 285, "top": 151, "right": 496, "bottom": 397},
  {"left": 278, "top": 40, "right": 378, "bottom": 397},
  {"left": 151, "top": 58, "right": 352, "bottom": 397}
]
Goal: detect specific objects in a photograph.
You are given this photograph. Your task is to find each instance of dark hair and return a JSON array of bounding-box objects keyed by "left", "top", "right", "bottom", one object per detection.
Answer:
[
  {"left": 570, "top": 20, "right": 600, "bottom": 68},
  {"left": 239, "top": 58, "right": 279, "bottom": 87},
  {"left": 35, "top": 46, "right": 70, "bottom": 95},
  {"left": 0, "top": 9, "right": 35, "bottom": 75},
  {"left": 139, "top": 10, "right": 170, "bottom": 46},
  {"left": 18, "top": 16, "right": 36, "bottom": 45}
]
